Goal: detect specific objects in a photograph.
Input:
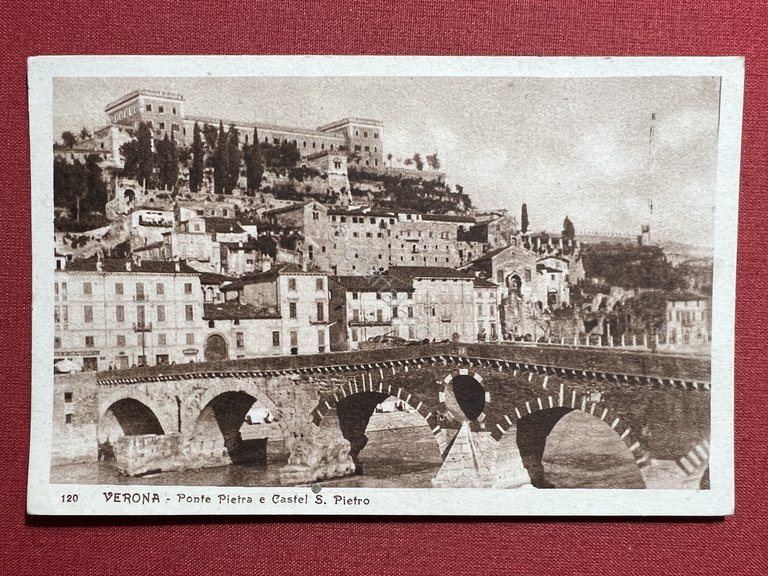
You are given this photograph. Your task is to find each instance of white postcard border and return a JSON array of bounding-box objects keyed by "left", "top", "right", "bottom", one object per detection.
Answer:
[{"left": 27, "top": 55, "right": 743, "bottom": 516}]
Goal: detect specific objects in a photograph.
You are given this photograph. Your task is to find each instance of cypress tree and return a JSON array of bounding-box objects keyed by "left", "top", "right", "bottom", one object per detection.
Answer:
[
  {"left": 244, "top": 127, "right": 265, "bottom": 193},
  {"left": 213, "top": 121, "right": 227, "bottom": 194},
  {"left": 225, "top": 125, "right": 242, "bottom": 194},
  {"left": 190, "top": 122, "right": 204, "bottom": 193},
  {"left": 562, "top": 215, "right": 575, "bottom": 242},
  {"left": 521, "top": 203, "right": 529, "bottom": 234},
  {"left": 136, "top": 121, "right": 154, "bottom": 189}
]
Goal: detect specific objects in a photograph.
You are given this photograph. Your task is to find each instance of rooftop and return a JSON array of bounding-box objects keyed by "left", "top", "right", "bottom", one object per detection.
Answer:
[
  {"left": 317, "top": 117, "right": 384, "bottom": 131},
  {"left": 185, "top": 115, "right": 345, "bottom": 139},
  {"left": 473, "top": 277, "right": 499, "bottom": 288},
  {"left": 105, "top": 89, "right": 184, "bottom": 112},
  {"left": 331, "top": 275, "right": 414, "bottom": 293},
  {"left": 203, "top": 217, "right": 245, "bottom": 234},
  {"left": 422, "top": 213, "right": 476, "bottom": 223},
  {"left": 387, "top": 266, "right": 475, "bottom": 282},
  {"left": 63, "top": 257, "right": 199, "bottom": 275}
]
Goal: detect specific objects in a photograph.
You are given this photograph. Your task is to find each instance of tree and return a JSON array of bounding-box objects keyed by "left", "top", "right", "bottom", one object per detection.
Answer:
[
  {"left": 79, "top": 127, "right": 91, "bottom": 141},
  {"left": 83, "top": 154, "right": 107, "bottom": 214},
  {"left": 202, "top": 123, "right": 218, "bottom": 151},
  {"left": 426, "top": 152, "right": 441, "bottom": 171},
  {"left": 61, "top": 131, "right": 77, "bottom": 149},
  {"left": 213, "top": 121, "right": 227, "bottom": 194},
  {"left": 413, "top": 153, "right": 424, "bottom": 171},
  {"left": 189, "top": 122, "right": 204, "bottom": 193},
  {"left": 562, "top": 215, "right": 575, "bottom": 243},
  {"left": 225, "top": 125, "right": 242, "bottom": 193},
  {"left": 135, "top": 121, "right": 154, "bottom": 188},
  {"left": 243, "top": 128, "right": 265, "bottom": 193},
  {"left": 403, "top": 158, "right": 414, "bottom": 166},
  {"left": 387, "top": 153, "right": 393, "bottom": 167},
  {"left": 455, "top": 184, "right": 464, "bottom": 194},
  {"left": 521, "top": 203, "right": 529, "bottom": 234},
  {"left": 156, "top": 134, "right": 179, "bottom": 191}
]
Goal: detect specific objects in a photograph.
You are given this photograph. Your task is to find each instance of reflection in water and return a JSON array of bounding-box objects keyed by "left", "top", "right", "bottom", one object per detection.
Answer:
[{"left": 50, "top": 410, "right": 644, "bottom": 489}]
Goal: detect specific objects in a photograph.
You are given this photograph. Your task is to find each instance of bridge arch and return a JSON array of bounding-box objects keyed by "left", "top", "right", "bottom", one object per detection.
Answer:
[
  {"left": 308, "top": 377, "right": 444, "bottom": 479},
  {"left": 185, "top": 378, "right": 286, "bottom": 467},
  {"left": 98, "top": 398, "right": 166, "bottom": 460},
  {"left": 491, "top": 387, "right": 649, "bottom": 488}
]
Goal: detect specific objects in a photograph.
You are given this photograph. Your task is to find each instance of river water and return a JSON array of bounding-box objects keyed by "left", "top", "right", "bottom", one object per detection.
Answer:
[{"left": 51, "top": 410, "right": 643, "bottom": 489}]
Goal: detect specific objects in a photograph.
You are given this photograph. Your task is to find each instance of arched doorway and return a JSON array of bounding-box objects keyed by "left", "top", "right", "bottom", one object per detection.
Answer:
[
  {"left": 507, "top": 274, "right": 522, "bottom": 297},
  {"left": 204, "top": 334, "right": 228, "bottom": 362}
]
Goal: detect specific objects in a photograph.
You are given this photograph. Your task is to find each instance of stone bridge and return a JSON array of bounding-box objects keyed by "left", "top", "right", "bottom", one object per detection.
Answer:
[{"left": 53, "top": 343, "right": 711, "bottom": 489}]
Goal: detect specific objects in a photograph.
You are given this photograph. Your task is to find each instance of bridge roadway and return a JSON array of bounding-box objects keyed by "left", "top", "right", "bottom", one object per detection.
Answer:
[{"left": 53, "top": 342, "right": 711, "bottom": 489}]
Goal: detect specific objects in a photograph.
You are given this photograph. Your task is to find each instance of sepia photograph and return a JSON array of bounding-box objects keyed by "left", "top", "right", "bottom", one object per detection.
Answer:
[{"left": 27, "top": 56, "right": 742, "bottom": 515}]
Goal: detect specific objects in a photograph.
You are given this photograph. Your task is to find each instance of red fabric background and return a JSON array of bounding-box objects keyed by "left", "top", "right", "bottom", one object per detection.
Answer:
[{"left": 1, "top": 1, "right": 766, "bottom": 574}]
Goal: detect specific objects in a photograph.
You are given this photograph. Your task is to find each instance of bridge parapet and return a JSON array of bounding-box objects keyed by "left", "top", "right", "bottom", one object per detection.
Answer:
[{"left": 96, "top": 342, "right": 711, "bottom": 386}]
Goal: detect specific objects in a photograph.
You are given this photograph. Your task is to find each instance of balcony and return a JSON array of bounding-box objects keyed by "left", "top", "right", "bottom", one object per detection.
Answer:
[
  {"left": 309, "top": 318, "right": 330, "bottom": 325},
  {"left": 133, "top": 294, "right": 148, "bottom": 302},
  {"left": 133, "top": 322, "right": 153, "bottom": 332},
  {"left": 348, "top": 318, "right": 392, "bottom": 327}
]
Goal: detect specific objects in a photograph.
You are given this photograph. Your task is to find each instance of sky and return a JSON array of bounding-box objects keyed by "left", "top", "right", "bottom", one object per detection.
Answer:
[{"left": 54, "top": 76, "right": 722, "bottom": 246}]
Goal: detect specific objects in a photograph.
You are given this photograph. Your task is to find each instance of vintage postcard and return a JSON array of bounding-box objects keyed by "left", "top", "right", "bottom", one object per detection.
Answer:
[{"left": 27, "top": 56, "right": 742, "bottom": 516}]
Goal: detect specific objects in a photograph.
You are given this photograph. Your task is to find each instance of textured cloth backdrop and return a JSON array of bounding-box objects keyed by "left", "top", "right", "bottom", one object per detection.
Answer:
[{"left": 1, "top": 1, "right": 766, "bottom": 575}]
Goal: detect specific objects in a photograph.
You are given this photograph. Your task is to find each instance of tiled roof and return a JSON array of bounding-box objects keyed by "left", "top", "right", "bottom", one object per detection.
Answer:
[
  {"left": 667, "top": 291, "right": 710, "bottom": 302},
  {"left": 203, "top": 302, "right": 280, "bottom": 321},
  {"left": 421, "top": 213, "right": 475, "bottom": 223},
  {"left": 472, "top": 277, "right": 499, "bottom": 288},
  {"left": 263, "top": 203, "right": 309, "bottom": 217},
  {"left": 331, "top": 275, "right": 414, "bottom": 293},
  {"left": 64, "top": 258, "right": 199, "bottom": 275},
  {"left": 203, "top": 217, "right": 245, "bottom": 234},
  {"left": 133, "top": 242, "right": 164, "bottom": 253},
  {"left": 387, "top": 266, "right": 475, "bottom": 281}
]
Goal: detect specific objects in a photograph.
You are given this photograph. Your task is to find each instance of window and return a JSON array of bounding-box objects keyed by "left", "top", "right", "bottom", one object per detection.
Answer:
[
  {"left": 351, "top": 328, "right": 358, "bottom": 342},
  {"left": 83, "top": 282, "right": 92, "bottom": 296},
  {"left": 525, "top": 269, "right": 532, "bottom": 282},
  {"left": 316, "top": 278, "right": 324, "bottom": 291},
  {"left": 352, "top": 292, "right": 359, "bottom": 300},
  {"left": 374, "top": 132, "right": 379, "bottom": 139},
  {"left": 272, "top": 331, "right": 280, "bottom": 347},
  {"left": 376, "top": 309, "right": 383, "bottom": 323},
  {"left": 115, "top": 282, "right": 123, "bottom": 295},
  {"left": 352, "top": 309, "right": 360, "bottom": 322},
  {"left": 290, "top": 331, "right": 298, "bottom": 347},
  {"left": 84, "top": 306, "right": 93, "bottom": 323},
  {"left": 64, "top": 392, "right": 72, "bottom": 403},
  {"left": 65, "top": 414, "right": 72, "bottom": 425},
  {"left": 185, "top": 305, "right": 194, "bottom": 321},
  {"left": 316, "top": 302, "right": 325, "bottom": 322},
  {"left": 158, "top": 333, "right": 167, "bottom": 346},
  {"left": 236, "top": 332, "right": 244, "bottom": 349},
  {"left": 289, "top": 302, "right": 297, "bottom": 319},
  {"left": 478, "top": 304, "right": 483, "bottom": 316},
  {"left": 156, "top": 283, "right": 164, "bottom": 295},
  {"left": 318, "top": 330, "right": 325, "bottom": 352},
  {"left": 409, "top": 325, "right": 416, "bottom": 339},
  {"left": 172, "top": 107, "right": 177, "bottom": 115},
  {"left": 115, "top": 305, "right": 125, "bottom": 323},
  {"left": 136, "top": 283, "right": 145, "bottom": 300},
  {"left": 184, "top": 282, "right": 193, "bottom": 295},
  {"left": 363, "top": 131, "right": 368, "bottom": 138},
  {"left": 287, "top": 278, "right": 297, "bottom": 291},
  {"left": 159, "top": 122, "right": 165, "bottom": 130},
  {"left": 85, "top": 335, "right": 95, "bottom": 348},
  {"left": 208, "top": 320, "right": 215, "bottom": 328},
  {"left": 156, "top": 305, "right": 166, "bottom": 322},
  {"left": 156, "top": 354, "right": 169, "bottom": 365},
  {"left": 171, "top": 123, "right": 179, "bottom": 132},
  {"left": 186, "top": 333, "right": 195, "bottom": 345},
  {"left": 54, "top": 337, "right": 61, "bottom": 349},
  {"left": 376, "top": 292, "right": 382, "bottom": 300},
  {"left": 117, "top": 334, "right": 126, "bottom": 347},
  {"left": 146, "top": 104, "right": 152, "bottom": 112},
  {"left": 158, "top": 105, "right": 164, "bottom": 113},
  {"left": 364, "top": 145, "right": 370, "bottom": 152}
]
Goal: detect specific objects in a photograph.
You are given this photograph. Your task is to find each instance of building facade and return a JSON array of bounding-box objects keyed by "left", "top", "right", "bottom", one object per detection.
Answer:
[
  {"left": 54, "top": 259, "right": 207, "bottom": 372},
  {"left": 665, "top": 294, "right": 711, "bottom": 350},
  {"left": 329, "top": 275, "right": 417, "bottom": 351},
  {"left": 265, "top": 201, "right": 482, "bottom": 275}
]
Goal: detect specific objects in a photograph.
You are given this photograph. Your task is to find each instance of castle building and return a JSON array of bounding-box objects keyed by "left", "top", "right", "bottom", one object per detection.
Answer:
[{"left": 99, "top": 90, "right": 384, "bottom": 166}]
